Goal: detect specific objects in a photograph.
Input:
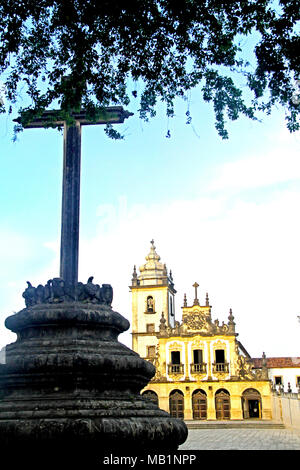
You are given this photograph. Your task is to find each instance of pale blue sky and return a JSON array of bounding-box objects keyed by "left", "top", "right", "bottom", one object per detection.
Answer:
[{"left": 0, "top": 90, "right": 299, "bottom": 358}]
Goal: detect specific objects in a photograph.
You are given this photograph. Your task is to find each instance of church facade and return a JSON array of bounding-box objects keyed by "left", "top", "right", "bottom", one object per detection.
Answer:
[{"left": 130, "top": 241, "right": 272, "bottom": 421}]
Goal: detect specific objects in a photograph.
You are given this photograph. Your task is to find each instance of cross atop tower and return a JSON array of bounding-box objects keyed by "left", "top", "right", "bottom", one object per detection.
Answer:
[{"left": 193, "top": 282, "right": 200, "bottom": 306}]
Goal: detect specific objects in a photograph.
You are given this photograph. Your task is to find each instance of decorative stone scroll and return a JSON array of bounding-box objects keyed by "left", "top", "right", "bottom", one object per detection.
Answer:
[
  {"left": 158, "top": 308, "right": 236, "bottom": 338},
  {"left": 236, "top": 354, "right": 256, "bottom": 380}
]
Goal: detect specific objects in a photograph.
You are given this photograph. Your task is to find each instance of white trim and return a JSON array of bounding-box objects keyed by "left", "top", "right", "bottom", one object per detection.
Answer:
[
  {"left": 187, "top": 341, "right": 209, "bottom": 381},
  {"left": 210, "top": 339, "right": 230, "bottom": 380},
  {"left": 166, "top": 340, "right": 186, "bottom": 381}
]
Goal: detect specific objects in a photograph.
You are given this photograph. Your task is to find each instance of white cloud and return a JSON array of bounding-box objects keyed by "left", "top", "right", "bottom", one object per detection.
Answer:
[
  {"left": 2, "top": 124, "right": 299, "bottom": 357},
  {"left": 209, "top": 130, "right": 300, "bottom": 192},
  {"left": 1, "top": 188, "right": 299, "bottom": 357},
  {"left": 78, "top": 183, "right": 300, "bottom": 357}
]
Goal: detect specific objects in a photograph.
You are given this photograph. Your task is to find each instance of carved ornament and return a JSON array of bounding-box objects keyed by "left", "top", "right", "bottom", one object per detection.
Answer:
[
  {"left": 168, "top": 341, "right": 183, "bottom": 351},
  {"left": 236, "top": 355, "right": 256, "bottom": 380},
  {"left": 212, "top": 340, "right": 226, "bottom": 351},
  {"left": 22, "top": 277, "right": 113, "bottom": 307}
]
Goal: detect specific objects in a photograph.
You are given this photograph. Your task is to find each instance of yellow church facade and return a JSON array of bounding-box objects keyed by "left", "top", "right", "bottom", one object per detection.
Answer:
[{"left": 130, "top": 241, "right": 272, "bottom": 421}]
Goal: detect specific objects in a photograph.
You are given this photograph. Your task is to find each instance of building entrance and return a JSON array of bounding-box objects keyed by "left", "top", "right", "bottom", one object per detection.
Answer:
[
  {"left": 242, "top": 388, "right": 261, "bottom": 419},
  {"left": 142, "top": 390, "right": 159, "bottom": 406},
  {"left": 192, "top": 389, "right": 207, "bottom": 420},
  {"left": 215, "top": 389, "right": 231, "bottom": 420},
  {"left": 248, "top": 399, "right": 260, "bottom": 418},
  {"left": 169, "top": 390, "right": 184, "bottom": 419}
]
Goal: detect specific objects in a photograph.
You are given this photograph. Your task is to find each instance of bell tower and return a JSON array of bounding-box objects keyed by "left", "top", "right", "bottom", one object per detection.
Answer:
[{"left": 130, "top": 240, "right": 176, "bottom": 360}]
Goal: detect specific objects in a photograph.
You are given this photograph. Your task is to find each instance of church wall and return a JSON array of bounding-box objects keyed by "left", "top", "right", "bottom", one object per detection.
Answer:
[
  {"left": 132, "top": 287, "right": 169, "bottom": 327},
  {"left": 272, "top": 392, "right": 300, "bottom": 430},
  {"left": 131, "top": 285, "right": 169, "bottom": 355},
  {"left": 141, "top": 331, "right": 272, "bottom": 420},
  {"left": 157, "top": 334, "right": 241, "bottom": 381},
  {"left": 132, "top": 242, "right": 273, "bottom": 421},
  {"left": 268, "top": 367, "right": 300, "bottom": 393},
  {"left": 142, "top": 380, "right": 272, "bottom": 420}
]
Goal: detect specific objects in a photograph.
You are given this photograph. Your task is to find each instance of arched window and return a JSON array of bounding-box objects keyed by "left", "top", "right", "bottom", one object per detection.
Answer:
[
  {"left": 169, "top": 390, "right": 184, "bottom": 419},
  {"left": 215, "top": 389, "right": 231, "bottom": 420},
  {"left": 242, "top": 388, "right": 261, "bottom": 419},
  {"left": 142, "top": 390, "right": 159, "bottom": 406},
  {"left": 192, "top": 389, "right": 207, "bottom": 420},
  {"left": 146, "top": 296, "right": 154, "bottom": 313}
]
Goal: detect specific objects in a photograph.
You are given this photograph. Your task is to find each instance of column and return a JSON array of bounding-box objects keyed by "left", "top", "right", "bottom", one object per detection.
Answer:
[
  {"left": 60, "top": 121, "right": 81, "bottom": 288},
  {"left": 206, "top": 386, "right": 215, "bottom": 420},
  {"left": 184, "top": 386, "right": 193, "bottom": 420}
]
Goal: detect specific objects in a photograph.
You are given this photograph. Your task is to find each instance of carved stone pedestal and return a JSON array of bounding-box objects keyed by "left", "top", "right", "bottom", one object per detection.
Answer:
[{"left": 0, "top": 281, "right": 187, "bottom": 463}]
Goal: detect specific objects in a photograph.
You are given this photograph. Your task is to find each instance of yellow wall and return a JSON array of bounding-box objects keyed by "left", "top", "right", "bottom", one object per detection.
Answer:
[
  {"left": 131, "top": 285, "right": 170, "bottom": 354},
  {"left": 157, "top": 334, "right": 239, "bottom": 380},
  {"left": 138, "top": 332, "right": 272, "bottom": 420},
  {"left": 131, "top": 245, "right": 272, "bottom": 421},
  {"left": 142, "top": 380, "right": 272, "bottom": 421}
]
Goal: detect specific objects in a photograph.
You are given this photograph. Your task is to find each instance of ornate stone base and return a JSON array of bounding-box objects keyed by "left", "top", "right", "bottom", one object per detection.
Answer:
[{"left": 0, "top": 301, "right": 187, "bottom": 459}]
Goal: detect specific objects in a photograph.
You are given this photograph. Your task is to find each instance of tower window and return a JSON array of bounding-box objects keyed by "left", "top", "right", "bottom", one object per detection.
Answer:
[
  {"left": 147, "top": 346, "right": 156, "bottom": 358},
  {"left": 146, "top": 323, "right": 155, "bottom": 333},
  {"left": 146, "top": 296, "right": 154, "bottom": 313},
  {"left": 170, "top": 297, "right": 174, "bottom": 316}
]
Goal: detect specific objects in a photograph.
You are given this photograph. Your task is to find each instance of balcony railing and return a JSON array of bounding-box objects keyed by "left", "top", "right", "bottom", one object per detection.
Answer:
[
  {"left": 212, "top": 362, "right": 229, "bottom": 373},
  {"left": 190, "top": 363, "right": 207, "bottom": 374},
  {"left": 168, "top": 363, "right": 184, "bottom": 374}
]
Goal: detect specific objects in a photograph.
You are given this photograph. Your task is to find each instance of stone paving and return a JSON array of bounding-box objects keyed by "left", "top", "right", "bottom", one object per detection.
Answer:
[{"left": 179, "top": 427, "right": 300, "bottom": 450}]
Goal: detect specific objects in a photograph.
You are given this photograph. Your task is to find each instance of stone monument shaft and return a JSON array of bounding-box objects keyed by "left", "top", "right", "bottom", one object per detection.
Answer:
[
  {"left": 16, "top": 107, "right": 133, "bottom": 286},
  {"left": 60, "top": 121, "right": 81, "bottom": 286}
]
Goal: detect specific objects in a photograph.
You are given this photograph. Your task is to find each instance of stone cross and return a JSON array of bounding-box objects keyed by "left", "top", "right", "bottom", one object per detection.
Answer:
[
  {"left": 15, "top": 107, "right": 133, "bottom": 290},
  {"left": 193, "top": 282, "right": 200, "bottom": 306}
]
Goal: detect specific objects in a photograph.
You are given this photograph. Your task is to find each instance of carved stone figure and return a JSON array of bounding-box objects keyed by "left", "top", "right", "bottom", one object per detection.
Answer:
[
  {"left": 84, "top": 276, "right": 99, "bottom": 303},
  {"left": 35, "top": 284, "right": 45, "bottom": 304},
  {"left": 22, "top": 281, "right": 36, "bottom": 307},
  {"left": 44, "top": 280, "right": 53, "bottom": 303},
  {"left": 101, "top": 284, "right": 113, "bottom": 306},
  {"left": 76, "top": 282, "right": 85, "bottom": 301},
  {"left": 51, "top": 278, "right": 65, "bottom": 302},
  {"left": 21, "top": 277, "right": 114, "bottom": 307},
  {"left": 147, "top": 296, "right": 154, "bottom": 311}
]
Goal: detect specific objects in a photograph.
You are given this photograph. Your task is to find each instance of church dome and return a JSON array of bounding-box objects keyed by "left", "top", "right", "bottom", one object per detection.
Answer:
[{"left": 138, "top": 240, "right": 168, "bottom": 284}]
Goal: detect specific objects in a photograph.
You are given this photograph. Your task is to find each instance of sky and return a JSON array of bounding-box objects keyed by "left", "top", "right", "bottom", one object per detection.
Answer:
[{"left": 0, "top": 86, "right": 299, "bottom": 359}]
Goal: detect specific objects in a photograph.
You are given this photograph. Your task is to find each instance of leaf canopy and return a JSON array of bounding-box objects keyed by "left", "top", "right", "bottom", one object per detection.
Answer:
[{"left": 0, "top": 0, "right": 299, "bottom": 138}]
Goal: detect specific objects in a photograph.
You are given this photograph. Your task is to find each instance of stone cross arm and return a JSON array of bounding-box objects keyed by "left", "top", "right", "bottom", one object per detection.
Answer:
[{"left": 14, "top": 106, "right": 134, "bottom": 128}]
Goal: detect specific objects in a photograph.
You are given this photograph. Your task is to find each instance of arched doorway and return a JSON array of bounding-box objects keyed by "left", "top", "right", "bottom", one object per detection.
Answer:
[
  {"left": 242, "top": 388, "right": 261, "bottom": 419},
  {"left": 169, "top": 390, "right": 184, "bottom": 419},
  {"left": 192, "top": 389, "right": 207, "bottom": 420},
  {"left": 142, "top": 390, "right": 159, "bottom": 406},
  {"left": 215, "top": 389, "right": 231, "bottom": 420}
]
